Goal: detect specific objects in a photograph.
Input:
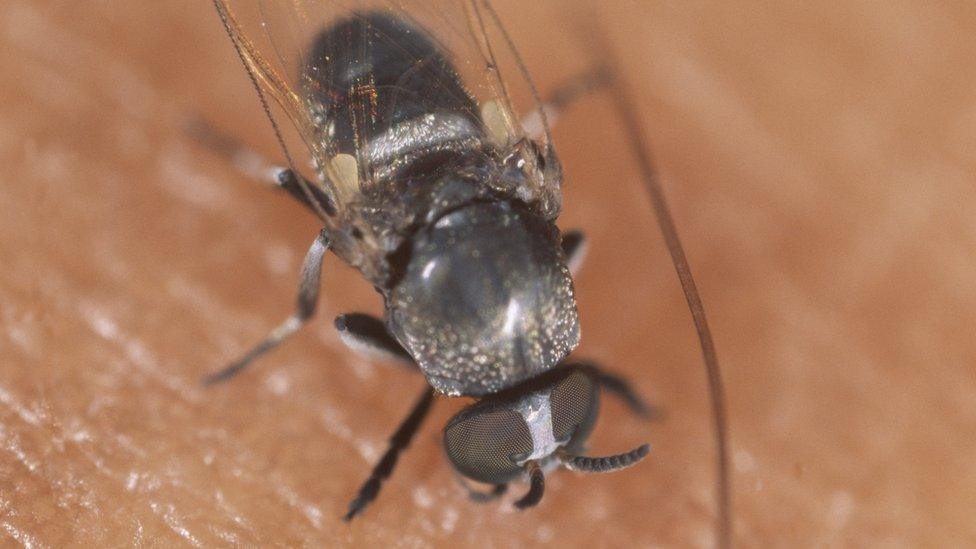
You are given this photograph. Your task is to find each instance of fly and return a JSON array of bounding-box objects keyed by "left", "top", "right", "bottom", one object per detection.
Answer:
[{"left": 200, "top": 1, "right": 730, "bottom": 545}]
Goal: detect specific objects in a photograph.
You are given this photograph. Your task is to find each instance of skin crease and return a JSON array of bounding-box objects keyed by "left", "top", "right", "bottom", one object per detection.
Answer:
[{"left": 2, "top": 0, "right": 976, "bottom": 546}]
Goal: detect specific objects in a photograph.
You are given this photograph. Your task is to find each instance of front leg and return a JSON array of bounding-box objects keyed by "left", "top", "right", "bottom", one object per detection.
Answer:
[
  {"left": 571, "top": 362, "right": 658, "bottom": 419},
  {"left": 344, "top": 385, "right": 435, "bottom": 521},
  {"left": 453, "top": 473, "right": 508, "bottom": 503},
  {"left": 202, "top": 229, "right": 330, "bottom": 385},
  {"left": 334, "top": 313, "right": 415, "bottom": 367}
]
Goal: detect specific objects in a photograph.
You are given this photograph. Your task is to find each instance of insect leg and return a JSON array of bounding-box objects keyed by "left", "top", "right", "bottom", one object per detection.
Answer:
[
  {"left": 561, "top": 229, "right": 587, "bottom": 276},
  {"left": 453, "top": 474, "right": 509, "bottom": 503},
  {"left": 513, "top": 460, "right": 546, "bottom": 510},
  {"left": 592, "top": 370, "right": 660, "bottom": 419},
  {"left": 186, "top": 117, "right": 336, "bottom": 216},
  {"left": 202, "top": 230, "right": 330, "bottom": 385},
  {"left": 334, "top": 313, "right": 415, "bottom": 367},
  {"left": 275, "top": 168, "right": 336, "bottom": 216},
  {"left": 185, "top": 115, "right": 284, "bottom": 186},
  {"left": 521, "top": 66, "right": 612, "bottom": 139},
  {"left": 343, "top": 386, "right": 436, "bottom": 521},
  {"left": 570, "top": 362, "right": 657, "bottom": 418}
]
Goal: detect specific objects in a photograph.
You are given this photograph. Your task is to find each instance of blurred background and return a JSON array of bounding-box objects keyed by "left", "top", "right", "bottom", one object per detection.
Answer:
[{"left": 2, "top": 1, "right": 975, "bottom": 546}]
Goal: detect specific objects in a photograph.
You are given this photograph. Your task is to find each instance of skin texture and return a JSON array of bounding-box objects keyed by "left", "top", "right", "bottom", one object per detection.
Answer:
[{"left": 2, "top": 1, "right": 976, "bottom": 546}]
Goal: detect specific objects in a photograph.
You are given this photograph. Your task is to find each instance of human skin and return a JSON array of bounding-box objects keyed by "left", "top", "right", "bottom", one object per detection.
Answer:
[{"left": 2, "top": 1, "right": 975, "bottom": 546}]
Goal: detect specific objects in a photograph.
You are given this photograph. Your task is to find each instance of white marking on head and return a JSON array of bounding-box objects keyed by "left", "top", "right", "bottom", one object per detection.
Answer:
[{"left": 514, "top": 390, "right": 558, "bottom": 465}]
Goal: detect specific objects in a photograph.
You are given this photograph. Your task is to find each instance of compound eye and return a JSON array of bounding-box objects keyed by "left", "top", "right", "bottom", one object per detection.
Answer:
[
  {"left": 550, "top": 370, "right": 599, "bottom": 445},
  {"left": 444, "top": 407, "right": 533, "bottom": 484}
]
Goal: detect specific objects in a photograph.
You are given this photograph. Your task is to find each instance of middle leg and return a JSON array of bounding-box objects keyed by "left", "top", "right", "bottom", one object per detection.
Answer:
[
  {"left": 333, "top": 313, "right": 414, "bottom": 366},
  {"left": 203, "top": 229, "right": 330, "bottom": 385}
]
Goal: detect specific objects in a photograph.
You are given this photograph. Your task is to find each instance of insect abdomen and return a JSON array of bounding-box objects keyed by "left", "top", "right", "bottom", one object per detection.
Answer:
[{"left": 303, "top": 12, "right": 486, "bottom": 187}]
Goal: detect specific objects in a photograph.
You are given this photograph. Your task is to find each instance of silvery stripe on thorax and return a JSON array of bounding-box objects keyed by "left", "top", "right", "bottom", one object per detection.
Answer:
[{"left": 514, "top": 390, "right": 559, "bottom": 465}]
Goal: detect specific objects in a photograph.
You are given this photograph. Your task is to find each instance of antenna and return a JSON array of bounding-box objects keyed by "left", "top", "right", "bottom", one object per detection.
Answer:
[{"left": 562, "top": 444, "right": 650, "bottom": 473}]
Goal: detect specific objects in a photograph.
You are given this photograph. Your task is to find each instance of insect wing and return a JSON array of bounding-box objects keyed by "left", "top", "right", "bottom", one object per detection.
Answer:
[{"left": 214, "top": 0, "right": 557, "bottom": 218}]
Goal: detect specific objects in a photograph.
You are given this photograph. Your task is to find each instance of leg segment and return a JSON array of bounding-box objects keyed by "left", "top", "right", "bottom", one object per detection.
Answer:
[
  {"left": 521, "top": 66, "right": 612, "bottom": 139},
  {"left": 185, "top": 115, "right": 282, "bottom": 186},
  {"left": 186, "top": 116, "right": 335, "bottom": 216},
  {"left": 334, "top": 313, "right": 414, "bottom": 366},
  {"left": 276, "top": 168, "right": 336, "bottom": 216},
  {"left": 343, "top": 386, "right": 436, "bottom": 521},
  {"left": 561, "top": 229, "right": 587, "bottom": 276},
  {"left": 202, "top": 230, "right": 330, "bottom": 385},
  {"left": 453, "top": 472, "right": 509, "bottom": 503},
  {"left": 592, "top": 369, "right": 656, "bottom": 418},
  {"left": 572, "top": 362, "right": 656, "bottom": 418},
  {"left": 513, "top": 460, "right": 545, "bottom": 510}
]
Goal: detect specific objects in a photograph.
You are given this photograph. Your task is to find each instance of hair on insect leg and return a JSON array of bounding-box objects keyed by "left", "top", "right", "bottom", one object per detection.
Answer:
[
  {"left": 202, "top": 230, "right": 330, "bottom": 385},
  {"left": 344, "top": 386, "right": 436, "bottom": 521},
  {"left": 334, "top": 313, "right": 415, "bottom": 367}
]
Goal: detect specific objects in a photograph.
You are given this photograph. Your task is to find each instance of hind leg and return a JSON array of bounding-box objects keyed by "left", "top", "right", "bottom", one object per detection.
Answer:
[
  {"left": 202, "top": 230, "right": 330, "bottom": 385},
  {"left": 521, "top": 66, "right": 612, "bottom": 139},
  {"left": 186, "top": 116, "right": 334, "bottom": 215}
]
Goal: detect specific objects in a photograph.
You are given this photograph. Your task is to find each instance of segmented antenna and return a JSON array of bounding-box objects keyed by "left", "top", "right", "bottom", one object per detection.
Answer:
[
  {"left": 513, "top": 461, "right": 545, "bottom": 509},
  {"left": 562, "top": 444, "right": 650, "bottom": 473}
]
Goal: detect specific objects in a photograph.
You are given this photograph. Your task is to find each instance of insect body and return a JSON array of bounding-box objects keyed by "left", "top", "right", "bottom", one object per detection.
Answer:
[
  {"left": 205, "top": 0, "right": 707, "bottom": 527},
  {"left": 302, "top": 13, "right": 580, "bottom": 397}
]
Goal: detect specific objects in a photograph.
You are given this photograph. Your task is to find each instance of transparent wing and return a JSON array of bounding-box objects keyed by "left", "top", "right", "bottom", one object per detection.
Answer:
[{"left": 213, "top": 0, "right": 557, "bottom": 221}]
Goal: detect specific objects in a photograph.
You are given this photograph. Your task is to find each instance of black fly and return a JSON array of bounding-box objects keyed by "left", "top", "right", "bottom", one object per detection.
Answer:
[{"left": 201, "top": 1, "right": 730, "bottom": 545}]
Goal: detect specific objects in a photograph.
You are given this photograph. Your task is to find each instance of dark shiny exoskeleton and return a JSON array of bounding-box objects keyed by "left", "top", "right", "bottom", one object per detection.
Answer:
[
  {"left": 301, "top": 14, "right": 580, "bottom": 398},
  {"left": 208, "top": 5, "right": 653, "bottom": 521}
]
